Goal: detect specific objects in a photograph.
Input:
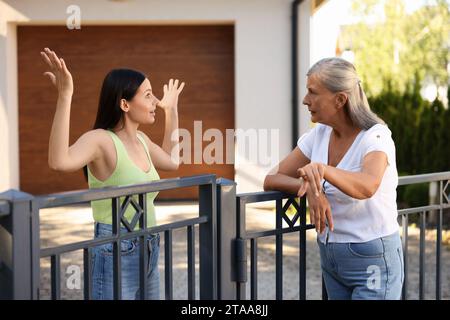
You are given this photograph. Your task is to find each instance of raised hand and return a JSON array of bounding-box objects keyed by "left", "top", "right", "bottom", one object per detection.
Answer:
[
  {"left": 157, "top": 78, "right": 185, "bottom": 111},
  {"left": 40, "top": 48, "right": 73, "bottom": 97}
]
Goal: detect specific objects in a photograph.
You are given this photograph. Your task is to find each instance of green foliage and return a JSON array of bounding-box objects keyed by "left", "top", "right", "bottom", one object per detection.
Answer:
[
  {"left": 348, "top": 0, "right": 450, "bottom": 96},
  {"left": 347, "top": 0, "right": 450, "bottom": 209},
  {"left": 369, "top": 83, "right": 450, "bottom": 176},
  {"left": 402, "top": 183, "right": 429, "bottom": 208}
]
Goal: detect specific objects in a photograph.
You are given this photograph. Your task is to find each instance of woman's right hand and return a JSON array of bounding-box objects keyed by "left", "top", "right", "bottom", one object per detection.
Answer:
[
  {"left": 157, "top": 78, "right": 185, "bottom": 112},
  {"left": 306, "top": 183, "right": 334, "bottom": 234},
  {"left": 40, "top": 48, "right": 73, "bottom": 97}
]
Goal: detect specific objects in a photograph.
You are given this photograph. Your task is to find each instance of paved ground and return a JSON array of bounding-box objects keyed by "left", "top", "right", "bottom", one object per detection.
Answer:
[{"left": 38, "top": 202, "right": 450, "bottom": 300}]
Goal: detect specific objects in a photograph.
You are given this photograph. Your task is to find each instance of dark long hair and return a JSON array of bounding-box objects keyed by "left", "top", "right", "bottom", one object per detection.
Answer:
[{"left": 83, "top": 68, "right": 146, "bottom": 181}]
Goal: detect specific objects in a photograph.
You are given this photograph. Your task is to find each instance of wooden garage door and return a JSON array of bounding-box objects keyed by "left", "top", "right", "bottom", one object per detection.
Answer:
[{"left": 18, "top": 25, "right": 234, "bottom": 199}]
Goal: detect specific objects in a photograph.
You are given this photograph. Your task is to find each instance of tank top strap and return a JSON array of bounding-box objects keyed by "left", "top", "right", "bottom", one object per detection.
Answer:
[
  {"left": 136, "top": 132, "right": 154, "bottom": 165},
  {"left": 106, "top": 129, "right": 126, "bottom": 163}
]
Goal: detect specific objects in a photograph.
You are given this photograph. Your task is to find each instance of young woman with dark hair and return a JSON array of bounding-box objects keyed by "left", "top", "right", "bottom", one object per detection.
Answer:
[{"left": 41, "top": 48, "right": 184, "bottom": 300}]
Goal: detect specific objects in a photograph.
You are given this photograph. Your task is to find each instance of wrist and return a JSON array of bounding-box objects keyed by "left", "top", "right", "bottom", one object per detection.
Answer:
[
  {"left": 165, "top": 108, "right": 178, "bottom": 117},
  {"left": 58, "top": 92, "right": 73, "bottom": 100},
  {"left": 323, "top": 164, "right": 329, "bottom": 180}
]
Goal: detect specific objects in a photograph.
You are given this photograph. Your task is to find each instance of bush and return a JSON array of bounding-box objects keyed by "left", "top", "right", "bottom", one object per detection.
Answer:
[
  {"left": 402, "top": 183, "right": 429, "bottom": 208},
  {"left": 368, "top": 81, "right": 450, "bottom": 175},
  {"left": 369, "top": 83, "right": 449, "bottom": 228}
]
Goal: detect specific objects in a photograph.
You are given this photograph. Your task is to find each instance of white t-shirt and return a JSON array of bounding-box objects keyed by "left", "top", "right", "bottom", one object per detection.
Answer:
[{"left": 297, "top": 123, "right": 399, "bottom": 243}]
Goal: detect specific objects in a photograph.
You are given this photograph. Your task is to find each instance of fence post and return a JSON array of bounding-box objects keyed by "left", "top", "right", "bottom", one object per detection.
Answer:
[
  {"left": 0, "top": 189, "right": 39, "bottom": 299},
  {"left": 199, "top": 178, "right": 217, "bottom": 299},
  {"left": 235, "top": 196, "right": 247, "bottom": 300},
  {"left": 216, "top": 178, "right": 237, "bottom": 299}
]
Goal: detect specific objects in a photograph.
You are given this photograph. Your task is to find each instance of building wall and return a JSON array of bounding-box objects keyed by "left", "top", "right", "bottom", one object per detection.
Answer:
[{"left": 0, "top": 0, "right": 313, "bottom": 194}]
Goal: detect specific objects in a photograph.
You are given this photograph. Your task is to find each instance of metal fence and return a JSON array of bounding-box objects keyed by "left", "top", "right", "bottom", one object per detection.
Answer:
[
  {"left": 235, "top": 191, "right": 315, "bottom": 300},
  {"left": 0, "top": 174, "right": 218, "bottom": 300},
  {"left": 397, "top": 172, "right": 450, "bottom": 300},
  {"left": 0, "top": 172, "right": 449, "bottom": 300}
]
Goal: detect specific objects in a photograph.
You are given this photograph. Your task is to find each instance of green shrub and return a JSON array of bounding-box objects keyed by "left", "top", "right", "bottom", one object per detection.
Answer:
[
  {"left": 402, "top": 183, "right": 429, "bottom": 208},
  {"left": 368, "top": 82, "right": 450, "bottom": 176}
]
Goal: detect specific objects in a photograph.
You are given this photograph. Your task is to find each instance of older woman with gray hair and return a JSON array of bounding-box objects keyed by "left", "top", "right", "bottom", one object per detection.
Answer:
[{"left": 264, "top": 57, "right": 404, "bottom": 300}]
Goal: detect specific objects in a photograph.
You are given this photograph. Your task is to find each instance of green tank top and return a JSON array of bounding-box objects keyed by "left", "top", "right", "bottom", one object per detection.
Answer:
[{"left": 87, "top": 129, "right": 160, "bottom": 228}]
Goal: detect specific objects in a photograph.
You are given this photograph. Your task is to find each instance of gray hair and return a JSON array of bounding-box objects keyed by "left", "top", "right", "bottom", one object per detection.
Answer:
[{"left": 307, "top": 57, "right": 384, "bottom": 130}]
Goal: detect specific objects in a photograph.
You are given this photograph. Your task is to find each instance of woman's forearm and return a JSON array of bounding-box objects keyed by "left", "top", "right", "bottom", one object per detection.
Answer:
[
  {"left": 324, "top": 165, "right": 379, "bottom": 199},
  {"left": 263, "top": 173, "right": 303, "bottom": 195},
  {"left": 48, "top": 94, "right": 72, "bottom": 169},
  {"left": 162, "top": 109, "right": 179, "bottom": 166}
]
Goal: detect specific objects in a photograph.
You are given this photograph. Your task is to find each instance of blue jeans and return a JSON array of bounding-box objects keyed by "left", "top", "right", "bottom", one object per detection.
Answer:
[
  {"left": 91, "top": 222, "right": 160, "bottom": 300},
  {"left": 318, "top": 231, "right": 404, "bottom": 300}
]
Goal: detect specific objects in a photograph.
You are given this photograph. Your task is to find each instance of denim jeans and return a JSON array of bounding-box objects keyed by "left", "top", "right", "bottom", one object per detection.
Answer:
[
  {"left": 91, "top": 222, "right": 160, "bottom": 300},
  {"left": 318, "top": 231, "right": 404, "bottom": 300}
]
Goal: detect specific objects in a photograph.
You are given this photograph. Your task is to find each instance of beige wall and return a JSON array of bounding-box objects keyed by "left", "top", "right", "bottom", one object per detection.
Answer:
[
  {"left": 0, "top": 3, "right": 22, "bottom": 192},
  {"left": 0, "top": 0, "right": 313, "bottom": 194}
]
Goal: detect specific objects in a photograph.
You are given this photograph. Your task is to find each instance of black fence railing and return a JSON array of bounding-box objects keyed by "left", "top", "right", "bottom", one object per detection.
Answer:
[
  {"left": 0, "top": 174, "right": 218, "bottom": 300},
  {"left": 397, "top": 172, "right": 450, "bottom": 300},
  {"left": 0, "top": 172, "right": 449, "bottom": 300},
  {"left": 235, "top": 192, "right": 315, "bottom": 300}
]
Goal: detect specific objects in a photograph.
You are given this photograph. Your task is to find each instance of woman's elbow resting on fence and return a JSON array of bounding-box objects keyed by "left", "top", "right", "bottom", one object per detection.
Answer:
[
  {"left": 263, "top": 175, "right": 273, "bottom": 191},
  {"left": 263, "top": 174, "right": 283, "bottom": 191}
]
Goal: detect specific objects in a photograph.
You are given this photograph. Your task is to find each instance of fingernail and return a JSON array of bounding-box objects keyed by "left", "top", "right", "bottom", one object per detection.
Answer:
[{"left": 315, "top": 192, "right": 319, "bottom": 197}]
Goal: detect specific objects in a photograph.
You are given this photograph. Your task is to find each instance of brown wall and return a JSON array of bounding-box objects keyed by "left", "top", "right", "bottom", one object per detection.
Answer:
[{"left": 18, "top": 25, "right": 235, "bottom": 199}]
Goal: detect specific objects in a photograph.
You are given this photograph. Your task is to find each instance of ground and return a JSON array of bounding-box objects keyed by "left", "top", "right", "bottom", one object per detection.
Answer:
[{"left": 38, "top": 202, "right": 450, "bottom": 300}]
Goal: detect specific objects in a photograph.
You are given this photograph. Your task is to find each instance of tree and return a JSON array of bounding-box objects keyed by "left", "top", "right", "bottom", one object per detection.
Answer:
[{"left": 346, "top": 0, "right": 450, "bottom": 97}]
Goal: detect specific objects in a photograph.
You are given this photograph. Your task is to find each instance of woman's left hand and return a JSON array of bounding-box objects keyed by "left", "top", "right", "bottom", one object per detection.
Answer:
[
  {"left": 157, "top": 79, "right": 185, "bottom": 112},
  {"left": 297, "top": 162, "right": 326, "bottom": 197}
]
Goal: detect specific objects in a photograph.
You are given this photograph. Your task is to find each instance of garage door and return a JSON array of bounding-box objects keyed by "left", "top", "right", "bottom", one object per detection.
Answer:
[{"left": 18, "top": 25, "right": 234, "bottom": 199}]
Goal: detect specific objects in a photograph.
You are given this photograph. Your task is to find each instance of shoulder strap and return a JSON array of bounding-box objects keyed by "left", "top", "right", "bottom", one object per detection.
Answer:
[
  {"left": 106, "top": 129, "right": 126, "bottom": 162},
  {"left": 137, "top": 132, "right": 152, "bottom": 161}
]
